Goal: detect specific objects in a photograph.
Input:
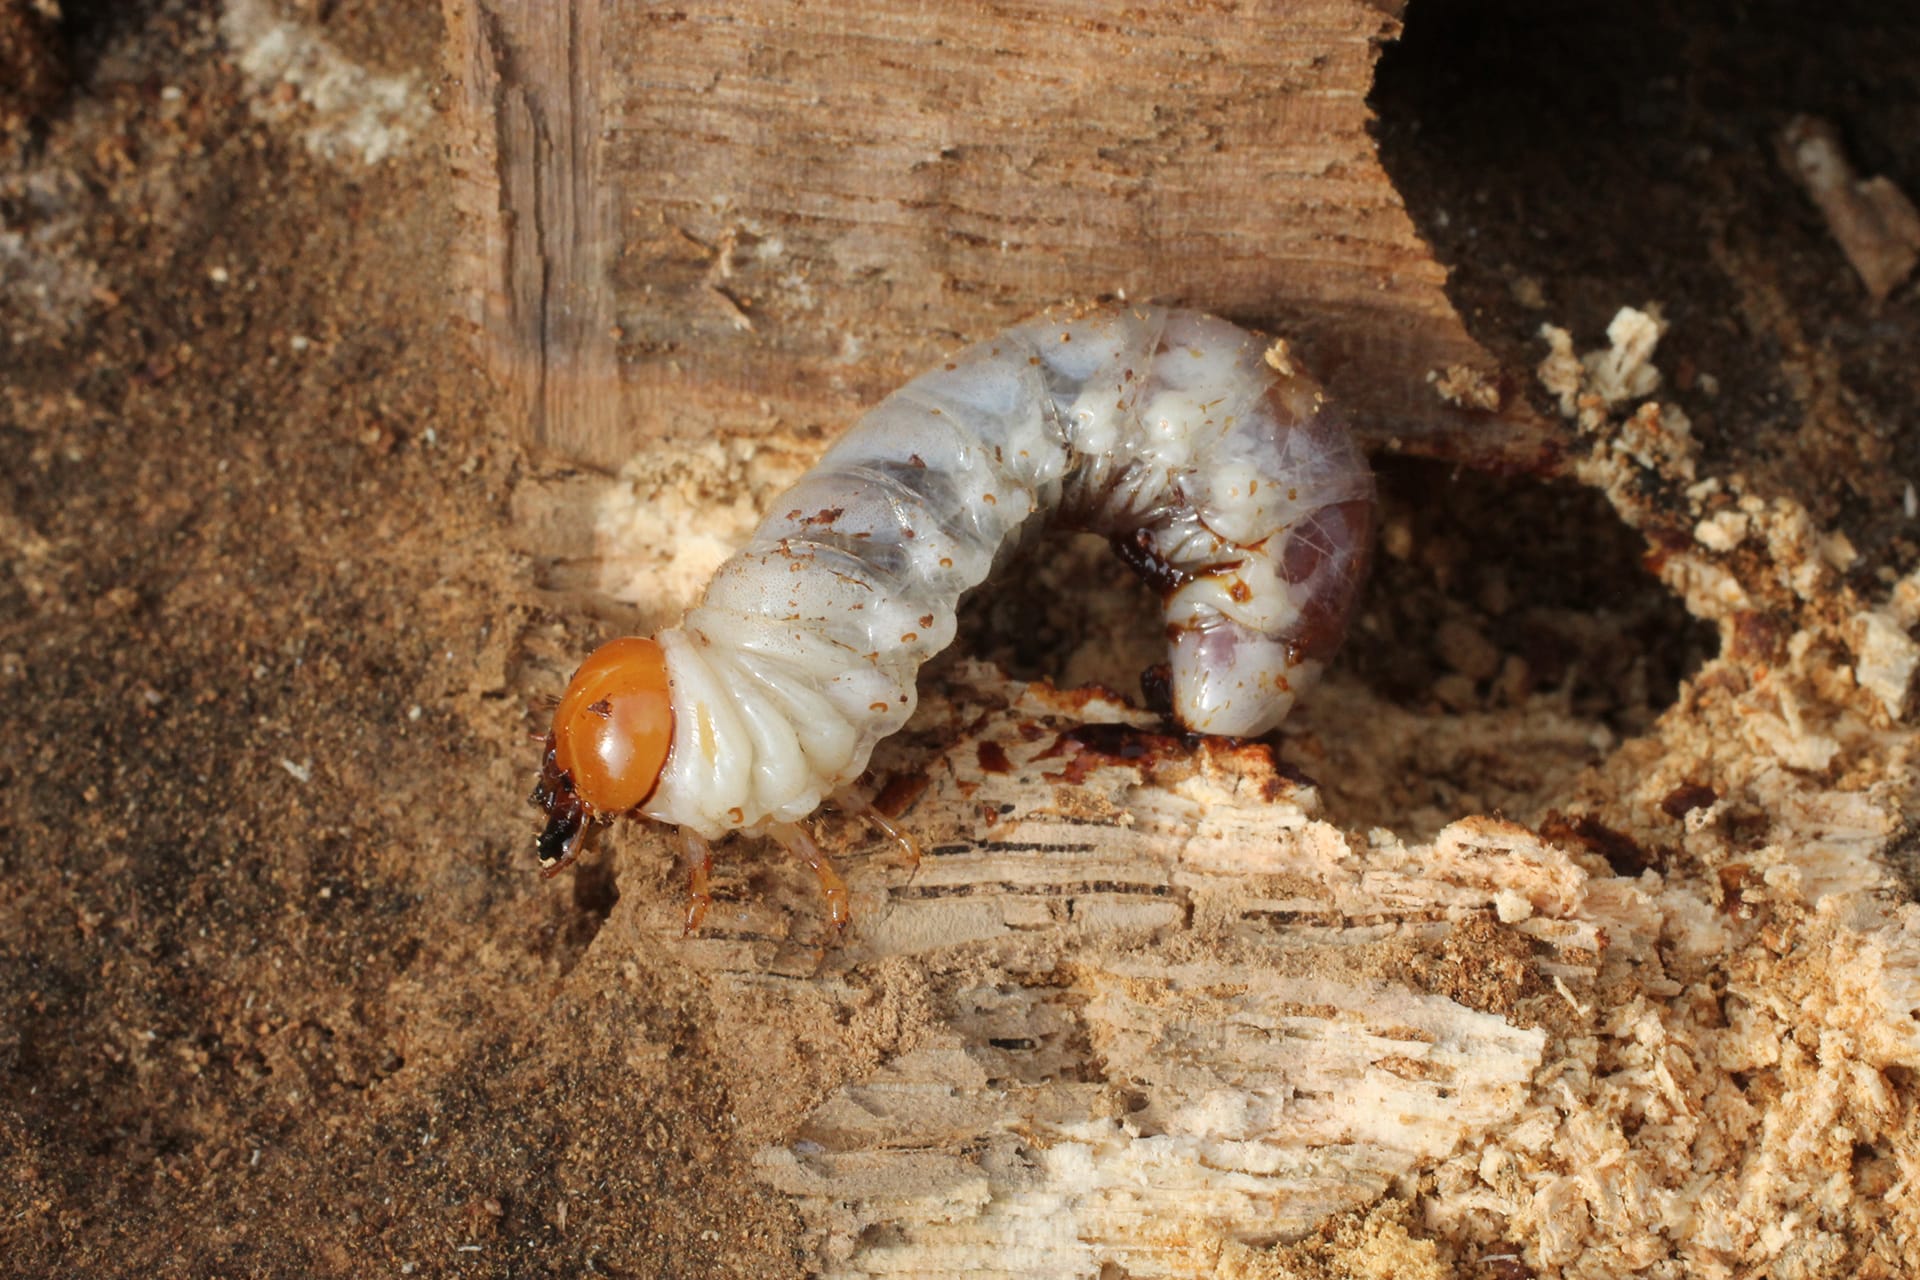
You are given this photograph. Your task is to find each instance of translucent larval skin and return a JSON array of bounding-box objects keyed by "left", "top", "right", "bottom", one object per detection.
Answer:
[{"left": 642, "top": 306, "right": 1375, "bottom": 838}]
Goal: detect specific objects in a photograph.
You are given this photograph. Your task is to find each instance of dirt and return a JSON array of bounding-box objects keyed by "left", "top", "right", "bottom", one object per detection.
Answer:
[
  {"left": 3, "top": 2, "right": 1919, "bottom": 1278},
  {"left": 1, "top": 2, "right": 801, "bottom": 1274}
]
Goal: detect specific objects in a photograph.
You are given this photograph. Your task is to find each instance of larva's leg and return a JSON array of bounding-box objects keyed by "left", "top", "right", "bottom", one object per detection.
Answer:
[
  {"left": 833, "top": 788, "right": 921, "bottom": 869},
  {"left": 677, "top": 827, "right": 715, "bottom": 937},
  {"left": 767, "top": 821, "right": 851, "bottom": 931}
]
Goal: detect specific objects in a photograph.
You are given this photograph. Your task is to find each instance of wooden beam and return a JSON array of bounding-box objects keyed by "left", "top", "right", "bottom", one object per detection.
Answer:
[{"left": 444, "top": 0, "right": 1560, "bottom": 479}]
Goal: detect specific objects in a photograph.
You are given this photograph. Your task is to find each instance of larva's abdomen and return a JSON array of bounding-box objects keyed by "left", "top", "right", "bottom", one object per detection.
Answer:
[{"left": 641, "top": 306, "right": 1374, "bottom": 837}]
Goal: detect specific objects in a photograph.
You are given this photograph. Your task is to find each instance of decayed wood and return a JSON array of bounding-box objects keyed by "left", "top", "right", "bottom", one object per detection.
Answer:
[
  {"left": 585, "top": 642, "right": 1920, "bottom": 1278},
  {"left": 549, "top": 307, "right": 1920, "bottom": 1278},
  {"left": 595, "top": 666, "right": 1574, "bottom": 1276},
  {"left": 460, "top": 7, "right": 1920, "bottom": 1275},
  {"left": 445, "top": 0, "right": 1562, "bottom": 477},
  {"left": 1777, "top": 115, "right": 1920, "bottom": 303}
]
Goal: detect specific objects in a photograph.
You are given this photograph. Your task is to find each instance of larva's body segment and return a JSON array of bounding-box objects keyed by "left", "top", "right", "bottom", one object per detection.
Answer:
[{"left": 616, "top": 305, "right": 1375, "bottom": 840}]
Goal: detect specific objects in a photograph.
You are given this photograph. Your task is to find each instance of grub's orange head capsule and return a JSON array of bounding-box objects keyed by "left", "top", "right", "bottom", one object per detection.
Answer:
[{"left": 531, "top": 637, "right": 673, "bottom": 874}]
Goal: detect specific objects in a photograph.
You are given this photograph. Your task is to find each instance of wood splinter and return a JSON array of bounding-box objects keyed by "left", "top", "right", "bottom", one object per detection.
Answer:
[{"left": 1778, "top": 114, "right": 1920, "bottom": 302}]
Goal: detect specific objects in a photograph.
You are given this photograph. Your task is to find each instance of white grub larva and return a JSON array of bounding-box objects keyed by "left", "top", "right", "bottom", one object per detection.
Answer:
[{"left": 533, "top": 304, "right": 1375, "bottom": 928}]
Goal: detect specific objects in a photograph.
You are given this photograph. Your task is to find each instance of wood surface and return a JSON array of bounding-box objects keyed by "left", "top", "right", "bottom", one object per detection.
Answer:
[
  {"left": 443, "top": 0, "right": 1562, "bottom": 478},
  {"left": 647, "top": 666, "right": 1576, "bottom": 1277}
]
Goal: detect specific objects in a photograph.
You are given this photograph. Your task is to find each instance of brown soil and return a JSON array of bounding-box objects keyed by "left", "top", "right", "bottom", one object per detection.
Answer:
[{"left": 2, "top": 2, "right": 801, "bottom": 1274}]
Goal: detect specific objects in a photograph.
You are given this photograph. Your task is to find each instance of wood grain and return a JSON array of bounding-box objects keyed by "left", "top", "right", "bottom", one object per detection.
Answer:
[
  {"left": 445, "top": 0, "right": 1563, "bottom": 480},
  {"left": 600, "top": 665, "right": 1586, "bottom": 1277},
  {"left": 443, "top": 0, "right": 622, "bottom": 463}
]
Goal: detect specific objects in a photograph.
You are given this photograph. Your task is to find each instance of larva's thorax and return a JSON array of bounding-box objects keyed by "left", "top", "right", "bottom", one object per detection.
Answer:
[{"left": 627, "top": 305, "right": 1374, "bottom": 839}]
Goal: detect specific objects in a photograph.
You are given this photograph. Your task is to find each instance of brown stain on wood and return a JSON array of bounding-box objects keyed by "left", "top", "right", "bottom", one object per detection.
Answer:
[{"left": 975, "top": 740, "right": 1014, "bottom": 775}]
